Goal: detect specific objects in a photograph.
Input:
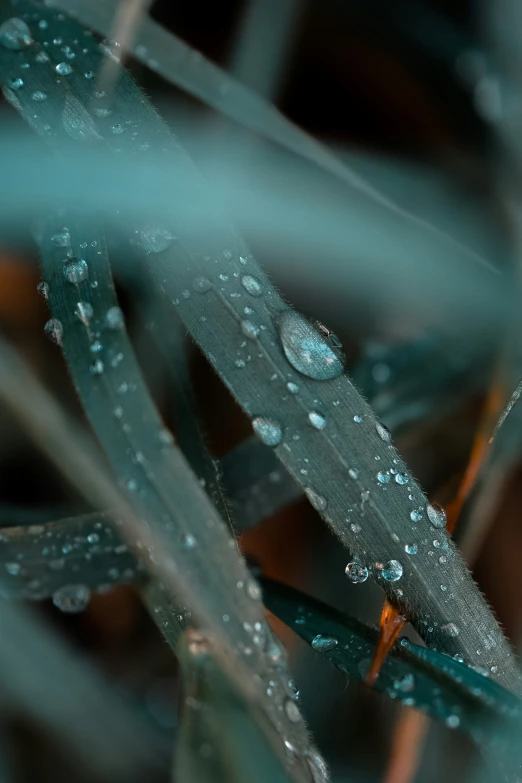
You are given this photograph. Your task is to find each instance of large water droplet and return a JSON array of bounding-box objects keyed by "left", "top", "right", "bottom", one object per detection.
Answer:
[
  {"left": 134, "top": 222, "right": 175, "bottom": 254},
  {"left": 278, "top": 311, "right": 344, "bottom": 380},
  {"left": 252, "top": 416, "right": 282, "bottom": 447},
  {"left": 55, "top": 62, "right": 73, "bottom": 75},
  {"left": 0, "top": 18, "right": 32, "bottom": 50},
  {"left": 44, "top": 318, "right": 63, "bottom": 345},
  {"left": 52, "top": 584, "right": 91, "bottom": 613},
  {"left": 75, "top": 301, "right": 93, "bottom": 324},
  {"left": 395, "top": 473, "right": 408, "bottom": 485},
  {"left": 241, "top": 320, "right": 260, "bottom": 339},
  {"left": 284, "top": 699, "right": 300, "bottom": 723},
  {"left": 405, "top": 544, "right": 417, "bottom": 555},
  {"left": 305, "top": 751, "right": 329, "bottom": 783},
  {"left": 192, "top": 275, "right": 212, "bottom": 293},
  {"left": 105, "top": 306, "right": 124, "bottom": 330},
  {"left": 379, "top": 560, "right": 403, "bottom": 582},
  {"left": 304, "top": 487, "right": 327, "bottom": 511},
  {"left": 376, "top": 422, "right": 392, "bottom": 442},
  {"left": 37, "top": 281, "right": 49, "bottom": 299},
  {"left": 51, "top": 228, "right": 71, "bottom": 247},
  {"left": 63, "top": 257, "right": 88, "bottom": 284},
  {"left": 241, "top": 274, "right": 263, "bottom": 296},
  {"left": 311, "top": 634, "right": 338, "bottom": 652},
  {"left": 308, "top": 411, "right": 326, "bottom": 430},
  {"left": 377, "top": 471, "right": 391, "bottom": 484},
  {"left": 345, "top": 560, "right": 368, "bottom": 583},
  {"left": 427, "top": 502, "right": 447, "bottom": 529}
]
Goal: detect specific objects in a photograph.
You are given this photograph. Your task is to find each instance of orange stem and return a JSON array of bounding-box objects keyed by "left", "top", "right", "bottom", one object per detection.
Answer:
[{"left": 365, "top": 598, "right": 407, "bottom": 687}]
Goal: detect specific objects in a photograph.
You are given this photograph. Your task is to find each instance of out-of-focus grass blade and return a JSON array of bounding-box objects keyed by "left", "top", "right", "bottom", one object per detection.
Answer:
[
  {"left": 0, "top": 598, "right": 169, "bottom": 779},
  {"left": 53, "top": 0, "right": 501, "bottom": 281},
  {"left": 175, "top": 628, "right": 304, "bottom": 783},
  {"left": 261, "top": 578, "right": 522, "bottom": 781}
]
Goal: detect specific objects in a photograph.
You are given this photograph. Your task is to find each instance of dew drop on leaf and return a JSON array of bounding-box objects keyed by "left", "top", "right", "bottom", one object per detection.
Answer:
[
  {"left": 75, "top": 301, "right": 93, "bottom": 324},
  {"left": 55, "top": 62, "right": 73, "bottom": 75},
  {"left": 241, "top": 274, "right": 263, "bottom": 296},
  {"left": 63, "top": 257, "right": 88, "bottom": 284},
  {"left": 376, "top": 422, "right": 391, "bottom": 442},
  {"left": 278, "top": 311, "right": 344, "bottom": 380},
  {"left": 241, "top": 319, "right": 260, "bottom": 339},
  {"left": 252, "top": 416, "right": 282, "bottom": 446},
  {"left": 37, "top": 281, "right": 48, "bottom": 299},
  {"left": 51, "top": 228, "right": 71, "bottom": 247},
  {"left": 133, "top": 222, "right": 175, "bottom": 254},
  {"left": 410, "top": 510, "right": 422, "bottom": 522},
  {"left": 284, "top": 699, "right": 300, "bottom": 723},
  {"left": 379, "top": 559, "right": 403, "bottom": 581},
  {"left": 308, "top": 411, "right": 326, "bottom": 430},
  {"left": 192, "top": 275, "right": 212, "bottom": 293},
  {"left": 286, "top": 381, "right": 299, "bottom": 394},
  {"left": 105, "top": 306, "right": 125, "bottom": 330},
  {"left": 345, "top": 560, "right": 368, "bottom": 583},
  {"left": 427, "top": 502, "right": 447, "bottom": 529},
  {"left": 9, "top": 77, "right": 23, "bottom": 90},
  {"left": 304, "top": 487, "right": 327, "bottom": 511},
  {"left": 52, "top": 584, "right": 91, "bottom": 613},
  {"left": 377, "top": 471, "right": 391, "bottom": 483},
  {"left": 405, "top": 544, "right": 418, "bottom": 555},
  {"left": 44, "top": 318, "right": 63, "bottom": 345},
  {"left": 31, "top": 90, "right": 47, "bottom": 101},
  {"left": 90, "top": 359, "right": 104, "bottom": 376},
  {"left": 0, "top": 18, "right": 33, "bottom": 50},
  {"left": 311, "top": 634, "right": 338, "bottom": 652},
  {"left": 395, "top": 473, "right": 408, "bottom": 485}
]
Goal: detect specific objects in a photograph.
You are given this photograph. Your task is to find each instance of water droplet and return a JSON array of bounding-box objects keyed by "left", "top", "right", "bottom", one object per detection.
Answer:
[
  {"left": 379, "top": 560, "right": 403, "bottom": 581},
  {"left": 75, "top": 301, "right": 93, "bottom": 324},
  {"left": 305, "top": 751, "right": 329, "bottom": 783},
  {"left": 241, "top": 319, "right": 260, "bottom": 339},
  {"left": 0, "top": 18, "right": 32, "bottom": 50},
  {"left": 63, "top": 257, "right": 88, "bottom": 283},
  {"left": 9, "top": 77, "right": 24, "bottom": 90},
  {"left": 308, "top": 411, "right": 326, "bottom": 430},
  {"left": 52, "top": 584, "right": 90, "bottom": 613},
  {"left": 90, "top": 359, "right": 104, "bottom": 375},
  {"left": 44, "top": 318, "right": 63, "bottom": 345},
  {"left": 278, "top": 311, "right": 344, "bottom": 380},
  {"left": 5, "top": 562, "right": 20, "bottom": 576},
  {"left": 376, "top": 422, "right": 391, "bottom": 442},
  {"left": 241, "top": 274, "right": 263, "bottom": 296},
  {"left": 405, "top": 544, "right": 417, "bottom": 555},
  {"left": 105, "top": 306, "right": 124, "bottom": 330},
  {"left": 94, "top": 106, "right": 111, "bottom": 118},
  {"left": 377, "top": 471, "right": 391, "bottom": 484},
  {"left": 246, "top": 578, "right": 261, "bottom": 600},
  {"left": 311, "top": 634, "right": 338, "bottom": 652},
  {"left": 134, "top": 222, "right": 175, "bottom": 254},
  {"left": 87, "top": 533, "right": 99, "bottom": 544},
  {"left": 192, "top": 275, "right": 211, "bottom": 293},
  {"left": 31, "top": 90, "right": 46, "bottom": 101},
  {"left": 353, "top": 415, "right": 362, "bottom": 423},
  {"left": 286, "top": 381, "right": 299, "bottom": 394},
  {"left": 345, "top": 560, "right": 368, "bottom": 583},
  {"left": 252, "top": 416, "right": 282, "bottom": 447},
  {"left": 442, "top": 623, "right": 459, "bottom": 637},
  {"left": 51, "top": 229, "right": 71, "bottom": 246},
  {"left": 446, "top": 714, "right": 460, "bottom": 729},
  {"left": 410, "top": 510, "right": 422, "bottom": 522},
  {"left": 56, "top": 62, "right": 73, "bottom": 75},
  {"left": 181, "top": 533, "right": 197, "bottom": 550},
  {"left": 394, "top": 673, "right": 415, "bottom": 692},
  {"left": 427, "top": 502, "right": 447, "bottom": 529},
  {"left": 37, "top": 281, "right": 49, "bottom": 299},
  {"left": 395, "top": 473, "right": 408, "bottom": 485},
  {"left": 305, "top": 487, "right": 327, "bottom": 511},
  {"left": 284, "top": 699, "right": 300, "bottom": 722}
]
